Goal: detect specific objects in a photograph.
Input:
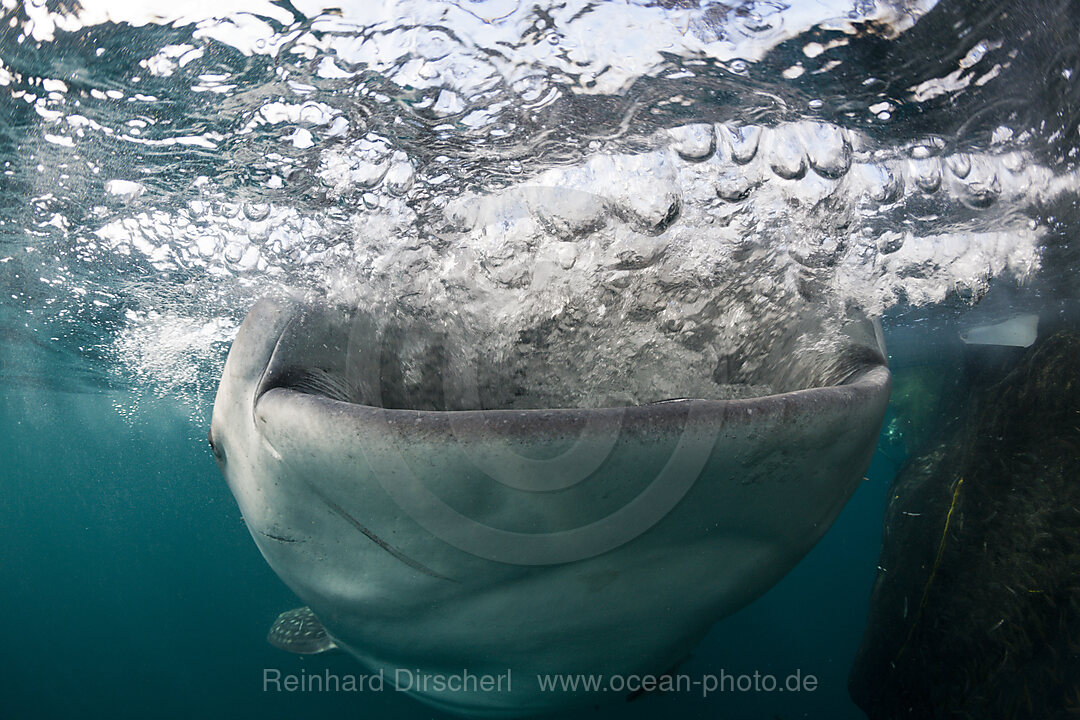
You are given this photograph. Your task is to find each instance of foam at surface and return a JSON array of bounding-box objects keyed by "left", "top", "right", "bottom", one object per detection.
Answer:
[{"left": 2, "top": 0, "right": 1076, "bottom": 408}]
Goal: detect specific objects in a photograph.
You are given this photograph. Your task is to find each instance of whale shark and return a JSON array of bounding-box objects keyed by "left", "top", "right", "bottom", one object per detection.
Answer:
[{"left": 210, "top": 296, "right": 890, "bottom": 716}]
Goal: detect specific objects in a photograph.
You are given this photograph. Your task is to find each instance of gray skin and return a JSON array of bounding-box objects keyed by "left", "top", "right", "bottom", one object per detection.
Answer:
[{"left": 209, "top": 297, "right": 890, "bottom": 717}]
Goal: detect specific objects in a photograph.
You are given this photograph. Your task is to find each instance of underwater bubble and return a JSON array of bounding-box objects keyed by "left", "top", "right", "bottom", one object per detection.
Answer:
[
  {"left": 1001, "top": 151, "right": 1025, "bottom": 173},
  {"left": 223, "top": 241, "right": 245, "bottom": 264},
  {"left": 857, "top": 162, "right": 904, "bottom": 204},
  {"left": 962, "top": 173, "right": 1001, "bottom": 208},
  {"left": 720, "top": 123, "right": 761, "bottom": 165},
  {"left": 196, "top": 236, "right": 219, "bottom": 258},
  {"left": 624, "top": 195, "right": 681, "bottom": 236},
  {"left": 908, "top": 137, "right": 946, "bottom": 159},
  {"left": 244, "top": 220, "right": 270, "bottom": 244},
  {"left": 946, "top": 153, "right": 972, "bottom": 178},
  {"left": 767, "top": 127, "right": 807, "bottom": 180},
  {"left": 384, "top": 158, "right": 415, "bottom": 196},
  {"left": 910, "top": 157, "right": 943, "bottom": 193},
  {"left": 320, "top": 137, "right": 393, "bottom": 194},
  {"left": 525, "top": 186, "right": 608, "bottom": 240},
  {"left": 715, "top": 174, "right": 754, "bottom": 202},
  {"left": 243, "top": 203, "right": 271, "bottom": 221},
  {"left": 668, "top": 124, "right": 716, "bottom": 162},
  {"left": 804, "top": 123, "right": 851, "bottom": 179}
]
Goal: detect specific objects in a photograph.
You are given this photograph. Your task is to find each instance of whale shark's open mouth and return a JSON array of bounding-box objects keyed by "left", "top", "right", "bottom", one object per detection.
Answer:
[{"left": 252, "top": 297, "right": 888, "bottom": 413}]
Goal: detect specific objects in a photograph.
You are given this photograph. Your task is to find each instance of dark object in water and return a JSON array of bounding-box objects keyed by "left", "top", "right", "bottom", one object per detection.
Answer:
[{"left": 850, "top": 331, "right": 1080, "bottom": 719}]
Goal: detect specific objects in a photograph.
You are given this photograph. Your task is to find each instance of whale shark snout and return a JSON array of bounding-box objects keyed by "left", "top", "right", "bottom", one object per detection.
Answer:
[{"left": 211, "top": 295, "right": 890, "bottom": 716}]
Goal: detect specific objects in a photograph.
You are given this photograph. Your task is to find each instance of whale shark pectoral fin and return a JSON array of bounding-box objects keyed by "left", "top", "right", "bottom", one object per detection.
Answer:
[{"left": 267, "top": 606, "right": 339, "bottom": 655}]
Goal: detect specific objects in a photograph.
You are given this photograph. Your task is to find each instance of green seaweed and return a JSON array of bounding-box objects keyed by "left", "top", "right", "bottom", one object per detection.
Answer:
[{"left": 851, "top": 332, "right": 1080, "bottom": 720}]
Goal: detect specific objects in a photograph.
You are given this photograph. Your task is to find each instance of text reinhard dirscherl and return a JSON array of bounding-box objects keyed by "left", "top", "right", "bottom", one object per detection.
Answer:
[{"left": 262, "top": 668, "right": 819, "bottom": 697}]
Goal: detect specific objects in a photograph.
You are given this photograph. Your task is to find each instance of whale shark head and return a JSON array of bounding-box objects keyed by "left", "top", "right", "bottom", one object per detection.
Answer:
[{"left": 210, "top": 295, "right": 889, "bottom": 716}]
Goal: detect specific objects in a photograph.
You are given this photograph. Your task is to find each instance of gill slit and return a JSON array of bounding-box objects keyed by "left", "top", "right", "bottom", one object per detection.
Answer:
[{"left": 307, "top": 482, "right": 458, "bottom": 584}]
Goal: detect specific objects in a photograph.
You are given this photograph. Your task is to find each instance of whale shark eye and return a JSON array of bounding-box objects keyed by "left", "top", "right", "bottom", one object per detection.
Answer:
[{"left": 207, "top": 428, "right": 225, "bottom": 463}]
